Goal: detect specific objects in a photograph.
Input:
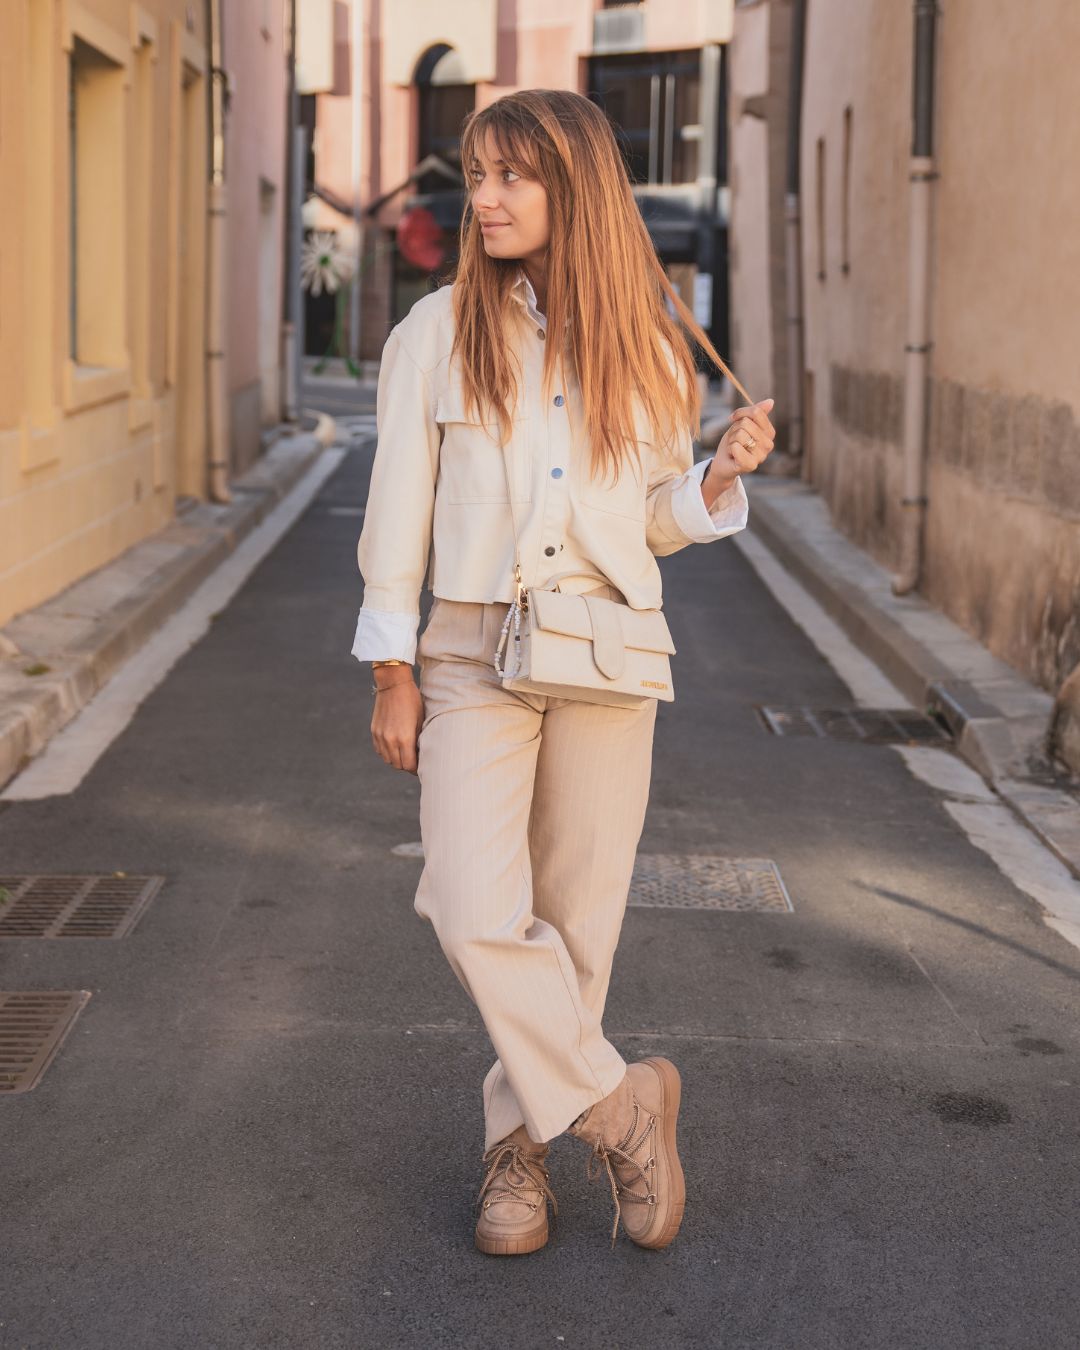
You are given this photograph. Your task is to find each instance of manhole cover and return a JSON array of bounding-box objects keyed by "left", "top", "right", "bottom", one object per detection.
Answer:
[
  {"left": 0, "top": 875, "right": 165, "bottom": 938},
  {"left": 628, "top": 856, "right": 793, "bottom": 911},
  {"left": 0, "top": 991, "right": 91, "bottom": 1092},
  {"left": 756, "top": 705, "right": 949, "bottom": 745}
]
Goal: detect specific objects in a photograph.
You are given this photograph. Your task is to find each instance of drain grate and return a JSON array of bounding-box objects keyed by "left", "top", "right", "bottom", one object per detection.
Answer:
[
  {"left": 0, "top": 990, "right": 91, "bottom": 1092},
  {"left": 629, "top": 855, "right": 793, "bottom": 912},
  {"left": 756, "top": 705, "right": 950, "bottom": 745},
  {"left": 0, "top": 875, "right": 164, "bottom": 938}
]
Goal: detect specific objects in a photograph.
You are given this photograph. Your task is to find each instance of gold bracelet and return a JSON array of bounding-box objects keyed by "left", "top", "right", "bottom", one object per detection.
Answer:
[{"left": 370, "top": 659, "right": 414, "bottom": 696}]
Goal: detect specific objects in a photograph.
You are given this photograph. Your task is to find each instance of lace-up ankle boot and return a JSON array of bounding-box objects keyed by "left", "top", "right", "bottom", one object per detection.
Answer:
[
  {"left": 474, "top": 1124, "right": 558, "bottom": 1255},
  {"left": 567, "top": 1058, "right": 685, "bottom": 1250}
]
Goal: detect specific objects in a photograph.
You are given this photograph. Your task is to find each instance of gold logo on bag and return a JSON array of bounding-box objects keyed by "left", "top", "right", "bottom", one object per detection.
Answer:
[{"left": 640, "top": 679, "right": 668, "bottom": 689}]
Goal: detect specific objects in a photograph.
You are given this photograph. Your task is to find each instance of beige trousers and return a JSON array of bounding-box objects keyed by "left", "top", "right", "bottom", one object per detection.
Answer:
[{"left": 414, "top": 584, "right": 658, "bottom": 1150}]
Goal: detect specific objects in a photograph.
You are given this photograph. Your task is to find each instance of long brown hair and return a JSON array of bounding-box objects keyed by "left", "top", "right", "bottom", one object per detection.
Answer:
[{"left": 446, "top": 88, "right": 750, "bottom": 484}]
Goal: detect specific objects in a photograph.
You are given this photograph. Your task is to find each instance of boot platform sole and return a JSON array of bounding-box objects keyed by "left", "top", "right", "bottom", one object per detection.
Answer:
[
  {"left": 628, "top": 1056, "right": 685, "bottom": 1251},
  {"left": 475, "top": 1219, "right": 549, "bottom": 1256}
]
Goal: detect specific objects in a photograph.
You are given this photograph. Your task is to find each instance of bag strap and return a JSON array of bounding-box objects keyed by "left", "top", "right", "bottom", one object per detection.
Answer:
[{"left": 496, "top": 418, "right": 531, "bottom": 607}]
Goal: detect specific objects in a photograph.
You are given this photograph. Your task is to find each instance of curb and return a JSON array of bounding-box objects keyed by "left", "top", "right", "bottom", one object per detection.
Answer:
[
  {"left": 744, "top": 478, "right": 1080, "bottom": 880},
  {"left": 0, "top": 421, "right": 335, "bottom": 791}
]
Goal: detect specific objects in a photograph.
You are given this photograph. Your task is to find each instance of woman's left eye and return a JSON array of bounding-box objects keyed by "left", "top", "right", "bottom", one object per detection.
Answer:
[{"left": 469, "top": 169, "right": 520, "bottom": 184}]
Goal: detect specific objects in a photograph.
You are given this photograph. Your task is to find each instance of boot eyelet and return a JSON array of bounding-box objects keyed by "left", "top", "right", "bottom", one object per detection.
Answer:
[{"left": 646, "top": 1194, "right": 657, "bottom": 1205}]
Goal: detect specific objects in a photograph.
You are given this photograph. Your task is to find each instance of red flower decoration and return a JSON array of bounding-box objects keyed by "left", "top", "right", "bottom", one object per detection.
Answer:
[{"left": 397, "top": 207, "right": 446, "bottom": 271}]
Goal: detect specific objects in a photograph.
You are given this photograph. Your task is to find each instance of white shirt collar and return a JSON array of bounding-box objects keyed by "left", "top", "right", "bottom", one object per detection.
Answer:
[{"left": 510, "top": 266, "right": 546, "bottom": 330}]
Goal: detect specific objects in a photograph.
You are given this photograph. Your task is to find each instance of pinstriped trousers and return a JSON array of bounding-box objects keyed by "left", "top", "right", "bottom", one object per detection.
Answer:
[{"left": 414, "top": 583, "right": 658, "bottom": 1150}]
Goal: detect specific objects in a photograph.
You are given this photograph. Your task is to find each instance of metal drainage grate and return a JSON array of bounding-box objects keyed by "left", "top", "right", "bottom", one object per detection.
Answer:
[
  {"left": 0, "top": 990, "right": 91, "bottom": 1092},
  {"left": 756, "top": 705, "right": 950, "bottom": 745},
  {"left": 629, "top": 855, "right": 793, "bottom": 912},
  {"left": 0, "top": 875, "right": 165, "bottom": 939}
]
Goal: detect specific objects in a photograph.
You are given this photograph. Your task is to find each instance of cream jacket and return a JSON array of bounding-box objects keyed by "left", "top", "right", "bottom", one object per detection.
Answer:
[{"left": 352, "top": 268, "right": 748, "bottom": 664}]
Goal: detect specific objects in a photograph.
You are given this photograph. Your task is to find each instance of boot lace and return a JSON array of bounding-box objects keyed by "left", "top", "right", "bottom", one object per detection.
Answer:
[
  {"left": 583, "top": 1100, "right": 658, "bottom": 1247},
  {"left": 476, "top": 1138, "right": 558, "bottom": 1221}
]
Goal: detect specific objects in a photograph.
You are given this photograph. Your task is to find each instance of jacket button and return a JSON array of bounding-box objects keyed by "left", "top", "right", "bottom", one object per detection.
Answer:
[
  {"left": 551, "top": 467, "right": 563, "bottom": 478},
  {"left": 553, "top": 394, "right": 564, "bottom": 406},
  {"left": 544, "top": 546, "right": 556, "bottom": 556},
  {"left": 537, "top": 329, "right": 545, "bottom": 340}
]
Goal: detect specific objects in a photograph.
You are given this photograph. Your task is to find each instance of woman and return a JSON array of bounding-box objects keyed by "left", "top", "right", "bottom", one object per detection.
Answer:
[{"left": 352, "top": 89, "right": 775, "bottom": 1255}]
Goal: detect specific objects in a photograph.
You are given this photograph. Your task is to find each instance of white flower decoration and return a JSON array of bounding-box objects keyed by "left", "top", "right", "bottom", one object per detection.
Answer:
[{"left": 300, "top": 231, "right": 356, "bottom": 297}]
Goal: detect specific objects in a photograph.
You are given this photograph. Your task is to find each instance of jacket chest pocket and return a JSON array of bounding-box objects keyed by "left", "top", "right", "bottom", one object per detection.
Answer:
[
  {"left": 435, "top": 390, "right": 531, "bottom": 504},
  {"left": 573, "top": 447, "right": 648, "bottom": 522}
]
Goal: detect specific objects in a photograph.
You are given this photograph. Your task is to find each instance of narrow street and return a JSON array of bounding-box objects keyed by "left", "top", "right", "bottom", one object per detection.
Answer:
[{"left": 2, "top": 393, "right": 1078, "bottom": 1349}]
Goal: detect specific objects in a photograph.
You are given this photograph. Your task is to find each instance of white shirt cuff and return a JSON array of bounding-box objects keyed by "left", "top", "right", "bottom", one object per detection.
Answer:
[
  {"left": 351, "top": 608, "right": 420, "bottom": 664},
  {"left": 668, "top": 456, "right": 750, "bottom": 543}
]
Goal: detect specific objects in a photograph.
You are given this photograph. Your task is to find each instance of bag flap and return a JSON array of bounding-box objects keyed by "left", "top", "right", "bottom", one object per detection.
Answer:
[{"left": 529, "top": 589, "right": 676, "bottom": 655}]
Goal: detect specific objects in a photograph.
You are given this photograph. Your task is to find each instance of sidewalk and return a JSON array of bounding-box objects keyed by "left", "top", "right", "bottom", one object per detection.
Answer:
[
  {"left": 693, "top": 379, "right": 1080, "bottom": 880},
  {"left": 740, "top": 475, "right": 1080, "bottom": 881},
  {"left": 0, "top": 417, "right": 335, "bottom": 790}
]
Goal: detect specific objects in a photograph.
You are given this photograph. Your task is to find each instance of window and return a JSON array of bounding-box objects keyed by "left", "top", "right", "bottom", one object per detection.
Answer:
[
  {"left": 588, "top": 50, "right": 715, "bottom": 187},
  {"left": 299, "top": 92, "right": 317, "bottom": 193},
  {"left": 414, "top": 45, "right": 473, "bottom": 197},
  {"left": 841, "top": 105, "right": 852, "bottom": 276},
  {"left": 815, "top": 135, "right": 826, "bottom": 281},
  {"left": 68, "top": 36, "right": 126, "bottom": 368},
  {"left": 130, "top": 36, "right": 155, "bottom": 408}
]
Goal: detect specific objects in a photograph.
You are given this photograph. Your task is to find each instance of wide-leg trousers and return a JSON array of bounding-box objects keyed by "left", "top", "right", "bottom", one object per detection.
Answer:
[{"left": 413, "top": 583, "right": 659, "bottom": 1150}]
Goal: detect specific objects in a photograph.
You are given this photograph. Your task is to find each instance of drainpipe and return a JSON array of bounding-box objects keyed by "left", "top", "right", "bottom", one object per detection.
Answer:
[
  {"left": 205, "top": 0, "right": 231, "bottom": 503},
  {"left": 282, "top": 0, "right": 301, "bottom": 422},
  {"left": 784, "top": 0, "right": 807, "bottom": 464},
  {"left": 893, "top": 0, "right": 940, "bottom": 594},
  {"left": 348, "top": 0, "right": 364, "bottom": 363}
]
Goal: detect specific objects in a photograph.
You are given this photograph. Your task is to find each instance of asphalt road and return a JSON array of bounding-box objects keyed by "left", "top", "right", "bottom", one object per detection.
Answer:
[{"left": 2, "top": 396, "right": 1078, "bottom": 1349}]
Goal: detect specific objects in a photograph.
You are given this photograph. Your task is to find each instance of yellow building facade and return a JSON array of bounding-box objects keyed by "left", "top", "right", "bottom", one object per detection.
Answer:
[{"left": 0, "top": 0, "right": 211, "bottom": 629}]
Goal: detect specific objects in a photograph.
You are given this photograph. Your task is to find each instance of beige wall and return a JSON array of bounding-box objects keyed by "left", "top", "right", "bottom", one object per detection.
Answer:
[
  {"left": 921, "top": 0, "right": 1080, "bottom": 690},
  {"left": 223, "top": 0, "right": 287, "bottom": 473},
  {"left": 728, "top": 0, "right": 779, "bottom": 411},
  {"left": 793, "top": 0, "right": 1080, "bottom": 696},
  {"left": 0, "top": 0, "right": 209, "bottom": 628},
  {"left": 736, "top": 0, "right": 1080, "bottom": 698}
]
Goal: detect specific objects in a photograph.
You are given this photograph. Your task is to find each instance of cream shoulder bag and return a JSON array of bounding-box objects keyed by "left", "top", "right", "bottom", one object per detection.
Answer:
[{"left": 491, "top": 446, "right": 677, "bottom": 710}]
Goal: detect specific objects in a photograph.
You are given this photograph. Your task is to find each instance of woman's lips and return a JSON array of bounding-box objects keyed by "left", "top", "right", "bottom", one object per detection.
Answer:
[{"left": 480, "top": 222, "right": 509, "bottom": 231}]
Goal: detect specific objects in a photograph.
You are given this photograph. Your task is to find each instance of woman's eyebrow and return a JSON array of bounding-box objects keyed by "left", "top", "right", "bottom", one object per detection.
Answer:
[{"left": 468, "top": 157, "right": 509, "bottom": 167}]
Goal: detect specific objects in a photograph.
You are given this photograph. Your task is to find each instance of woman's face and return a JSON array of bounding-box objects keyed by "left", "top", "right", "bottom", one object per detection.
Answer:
[{"left": 468, "top": 129, "right": 550, "bottom": 267}]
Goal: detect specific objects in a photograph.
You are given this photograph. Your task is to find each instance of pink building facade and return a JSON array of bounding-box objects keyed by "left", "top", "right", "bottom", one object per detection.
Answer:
[{"left": 298, "top": 0, "right": 736, "bottom": 361}]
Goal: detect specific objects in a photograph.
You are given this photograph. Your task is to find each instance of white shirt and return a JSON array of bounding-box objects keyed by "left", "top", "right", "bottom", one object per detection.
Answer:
[{"left": 352, "top": 268, "right": 749, "bottom": 664}]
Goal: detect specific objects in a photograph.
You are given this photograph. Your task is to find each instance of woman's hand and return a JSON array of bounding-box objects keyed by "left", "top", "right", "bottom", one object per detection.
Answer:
[
  {"left": 371, "top": 678, "right": 425, "bottom": 775},
  {"left": 706, "top": 398, "right": 776, "bottom": 491}
]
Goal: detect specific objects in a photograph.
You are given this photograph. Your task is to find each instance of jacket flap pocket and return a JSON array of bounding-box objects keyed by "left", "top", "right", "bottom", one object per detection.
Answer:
[
  {"left": 436, "top": 385, "right": 528, "bottom": 428},
  {"left": 436, "top": 391, "right": 482, "bottom": 425},
  {"left": 530, "top": 590, "right": 676, "bottom": 654}
]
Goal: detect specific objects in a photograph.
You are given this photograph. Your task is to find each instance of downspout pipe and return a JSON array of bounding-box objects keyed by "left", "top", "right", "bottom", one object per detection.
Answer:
[
  {"left": 349, "top": 0, "right": 364, "bottom": 364},
  {"left": 281, "top": 0, "right": 300, "bottom": 423},
  {"left": 893, "top": 0, "right": 940, "bottom": 594},
  {"left": 205, "top": 0, "right": 231, "bottom": 503},
  {"left": 784, "top": 0, "right": 807, "bottom": 465}
]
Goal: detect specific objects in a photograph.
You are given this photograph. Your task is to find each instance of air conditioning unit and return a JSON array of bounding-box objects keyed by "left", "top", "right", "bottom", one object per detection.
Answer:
[{"left": 593, "top": 6, "right": 646, "bottom": 56}]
